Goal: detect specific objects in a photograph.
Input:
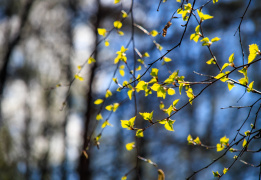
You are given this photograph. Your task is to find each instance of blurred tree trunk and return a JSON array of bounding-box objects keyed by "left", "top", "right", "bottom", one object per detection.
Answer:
[
  {"left": 78, "top": 0, "right": 101, "bottom": 179},
  {"left": 0, "top": 0, "right": 34, "bottom": 124}
]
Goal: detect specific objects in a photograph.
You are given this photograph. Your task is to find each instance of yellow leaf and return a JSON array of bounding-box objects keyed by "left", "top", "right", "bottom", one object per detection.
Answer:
[
  {"left": 248, "top": 44, "right": 260, "bottom": 63},
  {"left": 167, "top": 88, "right": 175, "bottom": 95},
  {"left": 223, "top": 168, "right": 228, "bottom": 174},
  {"left": 220, "top": 136, "right": 229, "bottom": 145},
  {"left": 213, "top": 0, "right": 218, "bottom": 4},
  {"left": 194, "top": 137, "right": 201, "bottom": 144},
  {"left": 242, "top": 139, "right": 247, "bottom": 148},
  {"left": 150, "top": 30, "right": 158, "bottom": 37},
  {"left": 119, "top": 69, "right": 125, "bottom": 76},
  {"left": 96, "top": 113, "right": 103, "bottom": 120},
  {"left": 101, "top": 120, "right": 112, "bottom": 128},
  {"left": 143, "top": 52, "right": 150, "bottom": 57},
  {"left": 247, "top": 81, "right": 254, "bottom": 92},
  {"left": 121, "top": 176, "right": 127, "bottom": 180},
  {"left": 121, "top": 10, "right": 128, "bottom": 18},
  {"left": 229, "top": 53, "right": 234, "bottom": 63},
  {"left": 136, "top": 65, "right": 142, "bottom": 71},
  {"left": 227, "top": 82, "right": 235, "bottom": 91},
  {"left": 105, "top": 90, "right": 112, "bottom": 98},
  {"left": 97, "top": 28, "right": 107, "bottom": 36},
  {"left": 94, "top": 99, "right": 103, "bottom": 105},
  {"left": 114, "top": 21, "right": 122, "bottom": 29},
  {"left": 136, "top": 129, "right": 144, "bottom": 137},
  {"left": 126, "top": 142, "right": 135, "bottom": 151},
  {"left": 88, "top": 57, "right": 96, "bottom": 64},
  {"left": 75, "top": 74, "right": 84, "bottom": 81},
  {"left": 114, "top": 0, "right": 120, "bottom": 4},
  {"left": 163, "top": 57, "right": 172, "bottom": 62},
  {"left": 211, "top": 37, "right": 221, "bottom": 42},
  {"left": 136, "top": 81, "right": 147, "bottom": 92},
  {"left": 187, "top": 134, "right": 193, "bottom": 141},
  {"left": 104, "top": 40, "right": 109, "bottom": 46},
  {"left": 127, "top": 89, "right": 133, "bottom": 100},
  {"left": 221, "top": 63, "right": 229, "bottom": 72},
  {"left": 217, "top": 143, "right": 224, "bottom": 151},
  {"left": 206, "top": 58, "right": 216, "bottom": 65},
  {"left": 118, "top": 30, "right": 124, "bottom": 36},
  {"left": 164, "top": 120, "right": 175, "bottom": 131},
  {"left": 77, "top": 65, "right": 82, "bottom": 70}
]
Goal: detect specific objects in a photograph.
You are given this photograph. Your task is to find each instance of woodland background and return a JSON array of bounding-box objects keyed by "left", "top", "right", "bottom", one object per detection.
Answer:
[{"left": 0, "top": 0, "right": 260, "bottom": 179}]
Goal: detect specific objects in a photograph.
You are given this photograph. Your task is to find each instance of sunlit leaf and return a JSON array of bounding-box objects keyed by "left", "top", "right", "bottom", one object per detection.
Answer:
[
  {"left": 121, "top": 10, "right": 128, "bottom": 18},
  {"left": 140, "top": 111, "right": 153, "bottom": 121},
  {"left": 97, "top": 28, "right": 107, "bottom": 36},
  {"left": 105, "top": 89, "right": 113, "bottom": 98},
  {"left": 167, "top": 88, "right": 175, "bottom": 95},
  {"left": 96, "top": 113, "right": 103, "bottom": 120},
  {"left": 88, "top": 57, "right": 96, "bottom": 64},
  {"left": 212, "top": 171, "right": 220, "bottom": 177},
  {"left": 223, "top": 168, "right": 228, "bottom": 174},
  {"left": 248, "top": 44, "right": 260, "bottom": 63},
  {"left": 75, "top": 74, "right": 84, "bottom": 81},
  {"left": 217, "top": 143, "right": 224, "bottom": 151},
  {"left": 194, "top": 137, "right": 201, "bottom": 145},
  {"left": 114, "top": 21, "right": 122, "bottom": 29},
  {"left": 247, "top": 81, "right": 254, "bottom": 92},
  {"left": 242, "top": 139, "right": 247, "bottom": 148},
  {"left": 127, "top": 89, "right": 133, "bottom": 100},
  {"left": 211, "top": 37, "right": 221, "bottom": 42},
  {"left": 126, "top": 142, "right": 135, "bottom": 151},
  {"left": 229, "top": 53, "right": 234, "bottom": 63},
  {"left": 150, "top": 30, "right": 158, "bottom": 37},
  {"left": 136, "top": 129, "right": 144, "bottom": 137},
  {"left": 206, "top": 58, "right": 216, "bottom": 65},
  {"left": 94, "top": 99, "right": 103, "bottom": 105}
]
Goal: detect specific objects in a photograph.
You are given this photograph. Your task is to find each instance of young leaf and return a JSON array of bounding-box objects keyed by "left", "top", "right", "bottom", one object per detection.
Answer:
[
  {"left": 121, "top": 176, "right": 127, "bottom": 180},
  {"left": 164, "top": 120, "right": 175, "bottom": 131},
  {"left": 121, "top": 116, "right": 136, "bottom": 130},
  {"left": 211, "top": 37, "right": 221, "bottom": 42},
  {"left": 121, "top": 10, "right": 128, "bottom": 18},
  {"left": 150, "top": 30, "right": 158, "bottom": 37},
  {"left": 242, "top": 139, "right": 247, "bottom": 148},
  {"left": 223, "top": 168, "right": 228, "bottom": 174},
  {"left": 114, "top": 21, "right": 122, "bottom": 29},
  {"left": 126, "top": 142, "right": 135, "bottom": 151},
  {"left": 127, "top": 89, "right": 133, "bottom": 100},
  {"left": 212, "top": 171, "right": 220, "bottom": 177},
  {"left": 206, "top": 58, "right": 216, "bottom": 65},
  {"left": 213, "top": 0, "right": 218, "bottom": 4},
  {"left": 101, "top": 120, "right": 112, "bottom": 128},
  {"left": 94, "top": 99, "right": 103, "bottom": 105},
  {"left": 105, "top": 90, "right": 113, "bottom": 98},
  {"left": 167, "top": 88, "right": 175, "bottom": 95},
  {"left": 194, "top": 137, "right": 201, "bottom": 145},
  {"left": 228, "top": 53, "right": 234, "bottom": 63},
  {"left": 248, "top": 44, "right": 260, "bottom": 63},
  {"left": 96, "top": 113, "right": 103, "bottom": 120},
  {"left": 136, "top": 129, "right": 144, "bottom": 137},
  {"left": 216, "top": 143, "right": 224, "bottom": 151},
  {"left": 227, "top": 81, "right": 235, "bottom": 91},
  {"left": 75, "top": 74, "right": 84, "bottom": 81},
  {"left": 220, "top": 136, "right": 229, "bottom": 145},
  {"left": 104, "top": 39, "right": 109, "bottom": 46},
  {"left": 172, "top": 99, "right": 179, "bottom": 107},
  {"left": 197, "top": 9, "right": 214, "bottom": 21},
  {"left": 163, "top": 57, "right": 172, "bottom": 62},
  {"left": 97, "top": 28, "right": 107, "bottom": 36},
  {"left": 221, "top": 63, "right": 229, "bottom": 72},
  {"left": 88, "top": 57, "right": 96, "bottom": 64},
  {"left": 140, "top": 111, "right": 153, "bottom": 121},
  {"left": 247, "top": 81, "right": 254, "bottom": 92},
  {"left": 150, "top": 68, "right": 159, "bottom": 77},
  {"left": 114, "top": 0, "right": 120, "bottom": 4}
]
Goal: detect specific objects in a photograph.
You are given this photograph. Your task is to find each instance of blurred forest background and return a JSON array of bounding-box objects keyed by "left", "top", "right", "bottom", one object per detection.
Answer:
[{"left": 0, "top": 0, "right": 260, "bottom": 179}]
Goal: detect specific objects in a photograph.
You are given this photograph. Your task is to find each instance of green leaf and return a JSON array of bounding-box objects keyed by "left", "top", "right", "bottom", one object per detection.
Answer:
[
  {"left": 126, "top": 142, "right": 135, "bottom": 151},
  {"left": 200, "top": 37, "right": 211, "bottom": 46},
  {"left": 136, "top": 129, "right": 144, "bottom": 137},
  {"left": 244, "top": 130, "right": 250, "bottom": 136},
  {"left": 121, "top": 116, "right": 136, "bottom": 130},
  {"left": 228, "top": 53, "right": 234, "bottom": 63},
  {"left": 164, "top": 120, "right": 175, "bottom": 131},
  {"left": 114, "top": 21, "right": 122, "bottom": 29},
  {"left": 150, "top": 68, "right": 159, "bottom": 77},
  {"left": 150, "top": 30, "right": 158, "bottom": 37},
  {"left": 140, "top": 111, "right": 153, "bottom": 121},
  {"left": 157, "top": 86, "right": 166, "bottom": 99},
  {"left": 212, "top": 171, "right": 220, "bottom": 177}
]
